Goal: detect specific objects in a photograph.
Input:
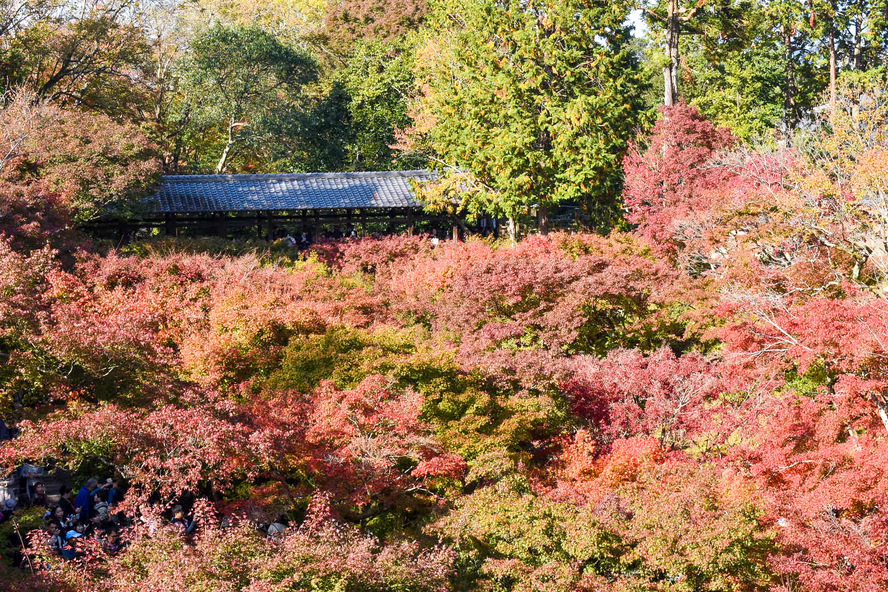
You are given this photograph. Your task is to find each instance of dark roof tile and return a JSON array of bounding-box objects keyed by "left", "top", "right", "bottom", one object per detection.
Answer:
[{"left": 146, "top": 170, "right": 436, "bottom": 214}]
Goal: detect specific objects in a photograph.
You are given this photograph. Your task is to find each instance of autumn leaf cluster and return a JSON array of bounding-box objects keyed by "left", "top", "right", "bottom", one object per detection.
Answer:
[{"left": 7, "top": 90, "right": 888, "bottom": 591}]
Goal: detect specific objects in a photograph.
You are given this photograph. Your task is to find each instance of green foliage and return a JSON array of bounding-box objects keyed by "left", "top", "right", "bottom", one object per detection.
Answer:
[
  {"left": 268, "top": 37, "right": 425, "bottom": 173},
  {"left": 672, "top": 0, "right": 821, "bottom": 139},
  {"left": 180, "top": 24, "right": 318, "bottom": 173},
  {"left": 264, "top": 326, "right": 420, "bottom": 392},
  {"left": 336, "top": 38, "right": 423, "bottom": 170},
  {"left": 783, "top": 361, "right": 834, "bottom": 398},
  {"left": 269, "top": 80, "right": 354, "bottom": 172},
  {"left": 263, "top": 323, "right": 567, "bottom": 470},
  {"left": 433, "top": 478, "right": 628, "bottom": 591},
  {"left": 642, "top": 0, "right": 828, "bottom": 133},
  {"left": 684, "top": 40, "right": 786, "bottom": 141},
  {"left": 616, "top": 465, "right": 778, "bottom": 592},
  {"left": 412, "top": 0, "right": 648, "bottom": 224},
  {"left": 0, "top": 507, "right": 45, "bottom": 569},
  {"left": 434, "top": 463, "right": 777, "bottom": 592},
  {"left": 422, "top": 380, "right": 567, "bottom": 465}
]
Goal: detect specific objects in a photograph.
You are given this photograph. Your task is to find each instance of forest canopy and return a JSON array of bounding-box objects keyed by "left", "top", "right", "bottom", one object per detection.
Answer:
[{"left": 3, "top": 0, "right": 888, "bottom": 591}]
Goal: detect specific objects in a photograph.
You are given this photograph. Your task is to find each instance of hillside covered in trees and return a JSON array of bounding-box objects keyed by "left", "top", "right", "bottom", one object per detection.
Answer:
[{"left": 3, "top": 0, "right": 888, "bottom": 590}]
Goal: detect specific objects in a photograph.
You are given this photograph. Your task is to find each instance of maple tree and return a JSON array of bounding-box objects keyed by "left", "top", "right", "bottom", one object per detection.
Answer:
[
  {"left": 0, "top": 93, "right": 159, "bottom": 250},
  {"left": 622, "top": 103, "right": 736, "bottom": 259},
  {"left": 8, "top": 48, "right": 888, "bottom": 592}
]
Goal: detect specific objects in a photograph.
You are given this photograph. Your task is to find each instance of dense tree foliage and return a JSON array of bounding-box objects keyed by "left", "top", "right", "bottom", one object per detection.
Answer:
[
  {"left": 0, "top": 93, "right": 159, "bottom": 251},
  {"left": 409, "top": 0, "right": 646, "bottom": 230},
  {"left": 7, "top": 0, "right": 888, "bottom": 590},
  {"left": 5, "top": 87, "right": 888, "bottom": 591},
  {"left": 323, "top": 0, "right": 428, "bottom": 51},
  {"left": 1, "top": 0, "right": 883, "bottom": 186},
  {"left": 180, "top": 24, "right": 318, "bottom": 173}
]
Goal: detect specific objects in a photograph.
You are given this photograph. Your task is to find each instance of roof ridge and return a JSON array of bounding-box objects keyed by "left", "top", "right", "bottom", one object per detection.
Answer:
[{"left": 163, "top": 169, "right": 436, "bottom": 183}]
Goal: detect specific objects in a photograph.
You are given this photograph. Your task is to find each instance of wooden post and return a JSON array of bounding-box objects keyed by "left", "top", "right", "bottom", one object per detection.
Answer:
[
  {"left": 165, "top": 214, "right": 176, "bottom": 237},
  {"left": 452, "top": 221, "right": 459, "bottom": 241},
  {"left": 256, "top": 212, "right": 263, "bottom": 240},
  {"left": 117, "top": 221, "right": 130, "bottom": 245},
  {"left": 216, "top": 213, "right": 228, "bottom": 238},
  {"left": 266, "top": 213, "right": 273, "bottom": 242},
  {"left": 407, "top": 210, "right": 415, "bottom": 236},
  {"left": 360, "top": 209, "right": 368, "bottom": 236}
]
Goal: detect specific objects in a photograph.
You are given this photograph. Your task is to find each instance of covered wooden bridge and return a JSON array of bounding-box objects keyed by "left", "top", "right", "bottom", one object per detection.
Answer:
[{"left": 86, "top": 169, "right": 465, "bottom": 241}]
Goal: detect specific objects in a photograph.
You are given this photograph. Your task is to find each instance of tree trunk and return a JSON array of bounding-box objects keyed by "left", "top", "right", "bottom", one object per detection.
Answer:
[
  {"left": 829, "top": 24, "right": 837, "bottom": 111},
  {"left": 852, "top": 17, "right": 863, "bottom": 71},
  {"left": 664, "top": 0, "right": 680, "bottom": 107},
  {"left": 870, "top": 392, "right": 888, "bottom": 435},
  {"left": 538, "top": 203, "right": 549, "bottom": 236},
  {"left": 215, "top": 120, "right": 240, "bottom": 174},
  {"left": 216, "top": 139, "right": 234, "bottom": 175},
  {"left": 783, "top": 27, "right": 797, "bottom": 126},
  {"left": 508, "top": 216, "right": 518, "bottom": 242}
]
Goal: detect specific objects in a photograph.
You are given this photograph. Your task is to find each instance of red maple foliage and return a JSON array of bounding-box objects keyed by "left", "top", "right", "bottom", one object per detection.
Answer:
[
  {"left": 0, "top": 94, "right": 159, "bottom": 251},
  {"left": 622, "top": 103, "right": 736, "bottom": 257},
  {"left": 566, "top": 347, "right": 732, "bottom": 448},
  {"left": 4, "top": 100, "right": 888, "bottom": 592}
]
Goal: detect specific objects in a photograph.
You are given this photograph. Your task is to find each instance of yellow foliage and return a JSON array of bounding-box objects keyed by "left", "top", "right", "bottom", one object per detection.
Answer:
[
  {"left": 188, "top": 0, "right": 327, "bottom": 38},
  {"left": 852, "top": 147, "right": 888, "bottom": 201}
]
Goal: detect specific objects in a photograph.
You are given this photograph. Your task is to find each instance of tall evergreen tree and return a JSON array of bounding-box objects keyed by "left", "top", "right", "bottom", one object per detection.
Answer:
[{"left": 411, "top": 0, "right": 648, "bottom": 232}]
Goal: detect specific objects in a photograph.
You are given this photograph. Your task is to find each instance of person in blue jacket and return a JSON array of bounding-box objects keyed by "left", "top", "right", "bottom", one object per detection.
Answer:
[{"left": 74, "top": 479, "right": 98, "bottom": 523}]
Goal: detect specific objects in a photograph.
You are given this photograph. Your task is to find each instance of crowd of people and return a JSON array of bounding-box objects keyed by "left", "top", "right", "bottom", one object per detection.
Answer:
[
  {"left": 2, "top": 477, "right": 128, "bottom": 560},
  {"left": 0, "top": 468, "right": 291, "bottom": 567},
  {"left": 0, "top": 474, "right": 165, "bottom": 563},
  {"left": 276, "top": 219, "right": 503, "bottom": 249}
]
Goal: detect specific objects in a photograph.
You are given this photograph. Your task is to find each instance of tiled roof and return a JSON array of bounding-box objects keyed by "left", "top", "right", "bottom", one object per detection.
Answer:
[{"left": 147, "top": 170, "right": 436, "bottom": 214}]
